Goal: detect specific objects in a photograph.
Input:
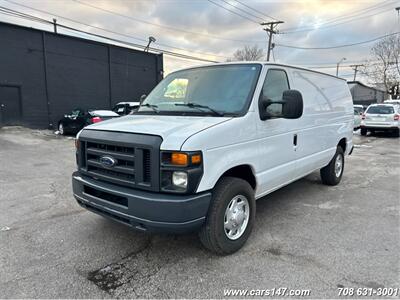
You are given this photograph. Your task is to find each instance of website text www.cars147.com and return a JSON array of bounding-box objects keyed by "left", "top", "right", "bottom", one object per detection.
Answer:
[{"left": 223, "top": 288, "right": 311, "bottom": 297}]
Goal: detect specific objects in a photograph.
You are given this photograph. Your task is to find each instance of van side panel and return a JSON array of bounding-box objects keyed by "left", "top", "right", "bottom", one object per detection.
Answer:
[{"left": 288, "top": 68, "right": 353, "bottom": 178}]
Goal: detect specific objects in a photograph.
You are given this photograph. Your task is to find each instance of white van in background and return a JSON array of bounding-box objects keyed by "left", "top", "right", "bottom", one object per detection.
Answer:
[{"left": 73, "top": 62, "right": 354, "bottom": 254}]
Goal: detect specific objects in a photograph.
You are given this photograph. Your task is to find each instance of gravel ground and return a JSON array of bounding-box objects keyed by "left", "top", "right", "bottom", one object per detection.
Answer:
[{"left": 0, "top": 126, "right": 399, "bottom": 299}]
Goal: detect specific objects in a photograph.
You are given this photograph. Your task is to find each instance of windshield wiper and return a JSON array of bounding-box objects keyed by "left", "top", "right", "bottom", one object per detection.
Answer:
[
  {"left": 140, "top": 103, "right": 159, "bottom": 113},
  {"left": 175, "top": 102, "right": 224, "bottom": 116}
]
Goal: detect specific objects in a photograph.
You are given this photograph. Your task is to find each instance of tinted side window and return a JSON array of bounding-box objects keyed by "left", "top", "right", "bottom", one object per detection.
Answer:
[{"left": 262, "top": 69, "right": 289, "bottom": 116}]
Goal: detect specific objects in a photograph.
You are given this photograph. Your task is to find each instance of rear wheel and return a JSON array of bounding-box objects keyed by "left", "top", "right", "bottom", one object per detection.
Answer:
[
  {"left": 199, "top": 177, "right": 255, "bottom": 255},
  {"left": 320, "top": 147, "right": 344, "bottom": 186},
  {"left": 360, "top": 128, "right": 367, "bottom": 136}
]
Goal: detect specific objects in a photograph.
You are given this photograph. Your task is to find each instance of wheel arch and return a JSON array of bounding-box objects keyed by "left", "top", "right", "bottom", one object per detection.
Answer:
[
  {"left": 215, "top": 164, "right": 257, "bottom": 191},
  {"left": 338, "top": 137, "right": 347, "bottom": 153}
]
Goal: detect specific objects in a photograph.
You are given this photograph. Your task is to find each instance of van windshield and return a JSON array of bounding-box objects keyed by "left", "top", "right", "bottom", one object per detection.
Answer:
[
  {"left": 138, "top": 64, "right": 262, "bottom": 116},
  {"left": 367, "top": 106, "right": 395, "bottom": 114}
]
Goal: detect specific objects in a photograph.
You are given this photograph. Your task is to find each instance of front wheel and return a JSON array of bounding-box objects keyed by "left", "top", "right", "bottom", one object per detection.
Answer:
[
  {"left": 199, "top": 177, "right": 255, "bottom": 255},
  {"left": 320, "top": 147, "right": 344, "bottom": 186}
]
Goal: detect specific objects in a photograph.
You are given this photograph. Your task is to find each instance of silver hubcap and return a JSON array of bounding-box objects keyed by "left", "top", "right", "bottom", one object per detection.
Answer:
[
  {"left": 224, "top": 195, "right": 250, "bottom": 240},
  {"left": 335, "top": 154, "right": 343, "bottom": 178}
]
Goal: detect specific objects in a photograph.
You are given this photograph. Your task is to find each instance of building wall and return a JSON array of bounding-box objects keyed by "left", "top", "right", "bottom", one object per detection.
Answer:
[
  {"left": 0, "top": 22, "right": 163, "bottom": 128},
  {"left": 348, "top": 83, "right": 385, "bottom": 106}
]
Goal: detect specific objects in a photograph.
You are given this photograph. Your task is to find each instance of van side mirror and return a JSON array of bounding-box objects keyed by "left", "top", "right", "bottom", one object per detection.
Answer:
[
  {"left": 258, "top": 89, "right": 303, "bottom": 120},
  {"left": 282, "top": 90, "right": 303, "bottom": 119},
  {"left": 140, "top": 94, "right": 147, "bottom": 104}
]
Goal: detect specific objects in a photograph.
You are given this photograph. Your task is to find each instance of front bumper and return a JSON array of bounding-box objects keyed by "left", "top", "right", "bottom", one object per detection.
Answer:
[{"left": 72, "top": 172, "right": 211, "bottom": 233}]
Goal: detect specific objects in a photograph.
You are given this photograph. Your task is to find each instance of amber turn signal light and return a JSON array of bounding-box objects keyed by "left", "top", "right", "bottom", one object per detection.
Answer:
[
  {"left": 171, "top": 152, "right": 188, "bottom": 165},
  {"left": 191, "top": 154, "right": 201, "bottom": 164}
]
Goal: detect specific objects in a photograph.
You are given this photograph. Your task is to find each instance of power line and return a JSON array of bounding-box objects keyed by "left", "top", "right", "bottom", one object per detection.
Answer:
[
  {"left": 283, "top": 8, "right": 394, "bottom": 34},
  {"left": 316, "top": 0, "right": 393, "bottom": 24},
  {"left": 1, "top": 1, "right": 230, "bottom": 60},
  {"left": 282, "top": 3, "right": 395, "bottom": 33},
  {"left": 233, "top": 0, "right": 279, "bottom": 21},
  {"left": 286, "top": 0, "right": 391, "bottom": 30},
  {"left": 219, "top": 0, "right": 264, "bottom": 22},
  {"left": 282, "top": 0, "right": 394, "bottom": 32},
  {"left": 67, "top": 0, "right": 265, "bottom": 43},
  {"left": 207, "top": 0, "right": 260, "bottom": 24},
  {"left": 276, "top": 32, "right": 400, "bottom": 50},
  {"left": 0, "top": 6, "right": 220, "bottom": 63}
]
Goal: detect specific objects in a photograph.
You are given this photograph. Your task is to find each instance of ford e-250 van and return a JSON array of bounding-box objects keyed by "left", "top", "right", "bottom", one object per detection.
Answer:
[{"left": 72, "top": 62, "right": 353, "bottom": 254}]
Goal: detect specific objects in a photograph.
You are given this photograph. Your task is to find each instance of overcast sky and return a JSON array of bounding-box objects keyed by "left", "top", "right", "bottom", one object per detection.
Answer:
[{"left": 0, "top": 0, "right": 399, "bottom": 84}]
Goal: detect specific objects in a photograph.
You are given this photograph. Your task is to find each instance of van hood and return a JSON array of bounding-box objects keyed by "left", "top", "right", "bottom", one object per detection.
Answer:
[{"left": 83, "top": 114, "right": 232, "bottom": 149}]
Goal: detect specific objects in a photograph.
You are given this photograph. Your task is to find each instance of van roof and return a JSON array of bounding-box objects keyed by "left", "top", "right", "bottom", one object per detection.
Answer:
[{"left": 170, "top": 61, "right": 346, "bottom": 81}]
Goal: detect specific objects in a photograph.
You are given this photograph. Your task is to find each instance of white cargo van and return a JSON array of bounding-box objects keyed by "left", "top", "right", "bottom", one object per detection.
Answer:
[{"left": 72, "top": 62, "right": 353, "bottom": 254}]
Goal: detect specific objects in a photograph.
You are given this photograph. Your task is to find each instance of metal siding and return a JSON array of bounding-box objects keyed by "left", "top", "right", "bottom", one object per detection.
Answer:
[
  {"left": 0, "top": 22, "right": 163, "bottom": 128},
  {"left": 45, "top": 34, "right": 110, "bottom": 127},
  {"left": 109, "top": 47, "right": 159, "bottom": 106},
  {"left": 0, "top": 24, "right": 48, "bottom": 127}
]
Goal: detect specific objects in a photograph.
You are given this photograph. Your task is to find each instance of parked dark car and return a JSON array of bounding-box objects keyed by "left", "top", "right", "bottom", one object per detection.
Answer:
[
  {"left": 57, "top": 109, "right": 119, "bottom": 135},
  {"left": 112, "top": 102, "right": 141, "bottom": 115}
]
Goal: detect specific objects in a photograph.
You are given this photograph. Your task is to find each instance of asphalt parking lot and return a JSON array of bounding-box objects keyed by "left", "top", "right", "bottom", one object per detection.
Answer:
[{"left": 0, "top": 126, "right": 399, "bottom": 298}]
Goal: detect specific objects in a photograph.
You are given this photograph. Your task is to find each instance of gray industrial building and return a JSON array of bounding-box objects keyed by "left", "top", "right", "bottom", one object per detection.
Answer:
[
  {"left": 0, "top": 21, "right": 163, "bottom": 128},
  {"left": 347, "top": 81, "right": 386, "bottom": 106}
]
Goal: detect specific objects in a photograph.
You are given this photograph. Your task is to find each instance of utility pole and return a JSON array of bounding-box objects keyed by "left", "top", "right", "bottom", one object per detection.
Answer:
[
  {"left": 261, "top": 21, "right": 284, "bottom": 62},
  {"left": 53, "top": 18, "right": 57, "bottom": 33},
  {"left": 350, "top": 64, "right": 364, "bottom": 81}
]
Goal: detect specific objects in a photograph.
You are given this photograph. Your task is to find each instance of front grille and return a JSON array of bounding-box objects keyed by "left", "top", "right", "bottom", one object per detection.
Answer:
[
  {"left": 143, "top": 149, "right": 151, "bottom": 183},
  {"left": 77, "top": 130, "right": 162, "bottom": 191},
  {"left": 85, "top": 141, "right": 137, "bottom": 187}
]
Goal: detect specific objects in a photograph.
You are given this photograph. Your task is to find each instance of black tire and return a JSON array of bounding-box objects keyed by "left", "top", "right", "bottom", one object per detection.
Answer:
[
  {"left": 199, "top": 177, "right": 255, "bottom": 255},
  {"left": 58, "top": 122, "right": 66, "bottom": 135},
  {"left": 360, "top": 128, "right": 367, "bottom": 136},
  {"left": 320, "top": 147, "right": 344, "bottom": 186}
]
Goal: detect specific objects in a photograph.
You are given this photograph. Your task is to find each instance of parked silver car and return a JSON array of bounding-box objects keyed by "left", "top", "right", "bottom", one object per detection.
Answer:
[
  {"left": 353, "top": 105, "right": 363, "bottom": 130},
  {"left": 361, "top": 104, "right": 400, "bottom": 136}
]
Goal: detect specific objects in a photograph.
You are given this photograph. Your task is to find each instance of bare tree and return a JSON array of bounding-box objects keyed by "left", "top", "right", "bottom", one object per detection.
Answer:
[
  {"left": 362, "top": 35, "right": 400, "bottom": 97},
  {"left": 228, "top": 45, "right": 265, "bottom": 61}
]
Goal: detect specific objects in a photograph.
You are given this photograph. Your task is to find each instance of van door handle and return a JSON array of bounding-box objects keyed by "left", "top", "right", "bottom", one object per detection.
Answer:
[{"left": 293, "top": 134, "right": 297, "bottom": 146}]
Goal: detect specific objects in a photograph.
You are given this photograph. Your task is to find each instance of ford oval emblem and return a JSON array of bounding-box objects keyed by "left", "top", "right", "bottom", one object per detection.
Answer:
[{"left": 99, "top": 156, "right": 117, "bottom": 168}]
